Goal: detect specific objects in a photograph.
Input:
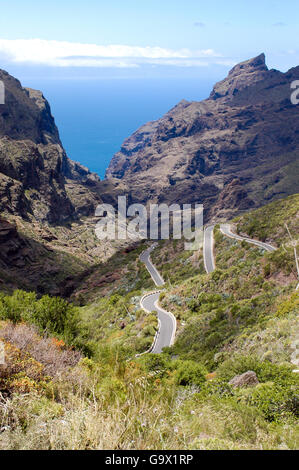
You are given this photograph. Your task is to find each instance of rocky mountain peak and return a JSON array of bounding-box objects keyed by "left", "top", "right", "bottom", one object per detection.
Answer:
[
  {"left": 228, "top": 53, "right": 267, "bottom": 76},
  {"left": 0, "top": 68, "right": 102, "bottom": 223},
  {"left": 105, "top": 54, "right": 299, "bottom": 221},
  {"left": 209, "top": 53, "right": 269, "bottom": 101},
  {"left": 0, "top": 68, "right": 61, "bottom": 145}
]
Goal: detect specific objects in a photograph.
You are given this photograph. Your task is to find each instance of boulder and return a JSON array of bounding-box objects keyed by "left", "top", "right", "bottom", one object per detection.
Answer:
[{"left": 229, "top": 370, "right": 259, "bottom": 388}]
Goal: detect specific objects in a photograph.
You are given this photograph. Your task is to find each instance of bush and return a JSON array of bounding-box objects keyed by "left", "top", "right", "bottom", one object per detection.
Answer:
[
  {"left": 0, "top": 290, "right": 79, "bottom": 345},
  {"left": 211, "top": 269, "right": 223, "bottom": 282},
  {"left": 33, "top": 295, "right": 78, "bottom": 339},
  {"left": 187, "top": 298, "right": 199, "bottom": 312},
  {"left": 143, "top": 354, "right": 169, "bottom": 372},
  {"left": 217, "top": 354, "right": 296, "bottom": 384},
  {"left": 175, "top": 360, "right": 207, "bottom": 386},
  {"left": 205, "top": 332, "right": 222, "bottom": 349},
  {"left": 263, "top": 263, "right": 271, "bottom": 277},
  {"left": 0, "top": 290, "right": 36, "bottom": 324},
  {"left": 244, "top": 382, "right": 299, "bottom": 422},
  {"left": 216, "top": 354, "right": 299, "bottom": 422}
]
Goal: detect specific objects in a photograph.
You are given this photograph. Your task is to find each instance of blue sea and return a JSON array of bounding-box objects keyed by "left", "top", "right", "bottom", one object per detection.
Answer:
[{"left": 23, "top": 78, "right": 213, "bottom": 178}]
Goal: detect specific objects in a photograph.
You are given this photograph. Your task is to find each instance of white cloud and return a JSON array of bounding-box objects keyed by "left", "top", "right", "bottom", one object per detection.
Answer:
[
  {"left": 272, "top": 22, "right": 286, "bottom": 27},
  {"left": 0, "top": 38, "right": 222, "bottom": 68}
]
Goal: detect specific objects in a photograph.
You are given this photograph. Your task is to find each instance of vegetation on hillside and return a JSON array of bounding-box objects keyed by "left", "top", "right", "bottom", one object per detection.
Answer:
[
  {"left": 0, "top": 194, "right": 298, "bottom": 449},
  {"left": 235, "top": 193, "right": 299, "bottom": 244},
  {"left": 161, "top": 226, "right": 298, "bottom": 366},
  {"left": 0, "top": 324, "right": 298, "bottom": 450},
  {"left": 150, "top": 238, "right": 205, "bottom": 286}
]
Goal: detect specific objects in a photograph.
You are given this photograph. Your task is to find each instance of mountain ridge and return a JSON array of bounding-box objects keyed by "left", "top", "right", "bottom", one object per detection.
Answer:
[
  {"left": 0, "top": 67, "right": 102, "bottom": 224},
  {"left": 105, "top": 53, "right": 299, "bottom": 221}
]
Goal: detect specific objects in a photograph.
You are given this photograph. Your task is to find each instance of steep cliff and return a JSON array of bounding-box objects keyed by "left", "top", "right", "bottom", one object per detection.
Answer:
[
  {"left": 106, "top": 54, "right": 299, "bottom": 220},
  {"left": 0, "top": 68, "right": 109, "bottom": 294},
  {"left": 0, "top": 68, "right": 102, "bottom": 224}
]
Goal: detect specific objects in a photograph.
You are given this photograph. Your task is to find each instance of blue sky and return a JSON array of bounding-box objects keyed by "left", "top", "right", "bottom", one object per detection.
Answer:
[
  {"left": 0, "top": 0, "right": 298, "bottom": 79},
  {"left": 1, "top": 0, "right": 298, "bottom": 177}
]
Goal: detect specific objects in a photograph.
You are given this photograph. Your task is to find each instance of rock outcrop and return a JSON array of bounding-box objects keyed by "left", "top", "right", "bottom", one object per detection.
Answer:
[
  {"left": 0, "top": 68, "right": 112, "bottom": 294},
  {"left": 0, "top": 68, "right": 102, "bottom": 224},
  {"left": 229, "top": 370, "right": 259, "bottom": 388},
  {"left": 106, "top": 54, "right": 299, "bottom": 221}
]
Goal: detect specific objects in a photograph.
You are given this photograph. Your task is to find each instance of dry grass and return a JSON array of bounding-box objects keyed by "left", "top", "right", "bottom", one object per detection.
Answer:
[
  {"left": 0, "top": 322, "right": 81, "bottom": 377},
  {"left": 0, "top": 383, "right": 297, "bottom": 450},
  {"left": 0, "top": 349, "right": 297, "bottom": 450}
]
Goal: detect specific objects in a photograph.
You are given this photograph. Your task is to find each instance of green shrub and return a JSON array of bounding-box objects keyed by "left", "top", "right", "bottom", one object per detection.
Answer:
[
  {"left": 205, "top": 332, "right": 222, "bottom": 349},
  {"left": 175, "top": 360, "right": 207, "bottom": 386},
  {"left": 0, "top": 290, "right": 79, "bottom": 344},
  {"left": 187, "top": 298, "right": 199, "bottom": 312},
  {"left": 143, "top": 354, "right": 169, "bottom": 372},
  {"left": 244, "top": 382, "right": 299, "bottom": 422},
  {"left": 211, "top": 269, "right": 223, "bottom": 282},
  {"left": 216, "top": 355, "right": 299, "bottom": 422},
  {"left": 263, "top": 263, "right": 271, "bottom": 277},
  {"left": 217, "top": 354, "right": 296, "bottom": 384},
  {"left": 0, "top": 290, "right": 37, "bottom": 324}
]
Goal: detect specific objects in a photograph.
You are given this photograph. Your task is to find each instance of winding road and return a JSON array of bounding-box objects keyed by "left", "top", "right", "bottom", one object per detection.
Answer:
[
  {"left": 203, "top": 225, "right": 216, "bottom": 274},
  {"left": 139, "top": 244, "right": 164, "bottom": 287},
  {"left": 139, "top": 224, "right": 298, "bottom": 373},
  {"left": 203, "top": 225, "right": 299, "bottom": 372},
  {"left": 203, "top": 223, "right": 276, "bottom": 276},
  {"left": 220, "top": 224, "right": 276, "bottom": 253},
  {"left": 139, "top": 223, "right": 276, "bottom": 354},
  {"left": 139, "top": 245, "right": 176, "bottom": 353}
]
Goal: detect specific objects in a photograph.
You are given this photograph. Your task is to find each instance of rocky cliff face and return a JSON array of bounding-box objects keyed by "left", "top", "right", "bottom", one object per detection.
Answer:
[
  {"left": 0, "top": 68, "right": 102, "bottom": 224},
  {"left": 106, "top": 54, "right": 299, "bottom": 220},
  {"left": 0, "top": 68, "right": 109, "bottom": 294}
]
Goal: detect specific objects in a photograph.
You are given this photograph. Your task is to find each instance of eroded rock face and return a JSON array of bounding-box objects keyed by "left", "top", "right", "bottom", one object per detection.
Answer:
[
  {"left": 0, "top": 216, "right": 41, "bottom": 290},
  {"left": 0, "top": 68, "right": 111, "bottom": 293},
  {"left": 105, "top": 54, "right": 299, "bottom": 221},
  {"left": 229, "top": 371, "right": 259, "bottom": 388},
  {"left": 209, "top": 54, "right": 268, "bottom": 101},
  {"left": 0, "top": 69, "right": 156, "bottom": 294},
  {"left": 0, "top": 68, "right": 102, "bottom": 223}
]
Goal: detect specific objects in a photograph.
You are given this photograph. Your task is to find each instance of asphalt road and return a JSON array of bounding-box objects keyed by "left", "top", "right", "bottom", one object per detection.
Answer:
[
  {"left": 139, "top": 224, "right": 275, "bottom": 354},
  {"left": 141, "top": 292, "right": 176, "bottom": 353},
  {"left": 220, "top": 224, "right": 276, "bottom": 252},
  {"left": 139, "top": 243, "right": 164, "bottom": 287},
  {"left": 139, "top": 245, "right": 176, "bottom": 353},
  {"left": 203, "top": 223, "right": 276, "bottom": 275},
  {"left": 203, "top": 225, "right": 216, "bottom": 273}
]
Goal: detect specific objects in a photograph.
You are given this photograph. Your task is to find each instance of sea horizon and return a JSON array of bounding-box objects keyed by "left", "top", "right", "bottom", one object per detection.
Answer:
[{"left": 21, "top": 77, "right": 215, "bottom": 178}]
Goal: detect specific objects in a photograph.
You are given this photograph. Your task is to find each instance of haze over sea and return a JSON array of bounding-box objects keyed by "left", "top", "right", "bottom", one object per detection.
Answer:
[{"left": 22, "top": 78, "right": 214, "bottom": 179}]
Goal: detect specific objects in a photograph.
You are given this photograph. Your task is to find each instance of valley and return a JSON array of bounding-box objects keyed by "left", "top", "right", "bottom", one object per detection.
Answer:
[{"left": 0, "top": 59, "right": 298, "bottom": 450}]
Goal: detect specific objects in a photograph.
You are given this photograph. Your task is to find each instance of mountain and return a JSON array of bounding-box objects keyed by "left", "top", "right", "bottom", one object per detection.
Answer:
[
  {"left": 0, "top": 63, "right": 298, "bottom": 451},
  {"left": 0, "top": 193, "right": 298, "bottom": 449},
  {"left": 0, "top": 68, "right": 113, "bottom": 294},
  {"left": 1, "top": 59, "right": 298, "bottom": 294},
  {"left": 0, "top": 68, "right": 102, "bottom": 224},
  {"left": 106, "top": 54, "right": 299, "bottom": 220}
]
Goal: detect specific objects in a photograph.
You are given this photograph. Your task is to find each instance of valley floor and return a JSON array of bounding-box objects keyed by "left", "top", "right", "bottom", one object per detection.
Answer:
[{"left": 0, "top": 194, "right": 298, "bottom": 450}]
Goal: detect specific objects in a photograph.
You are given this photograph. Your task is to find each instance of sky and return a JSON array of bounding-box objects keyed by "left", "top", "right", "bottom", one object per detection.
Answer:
[
  {"left": 0, "top": 0, "right": 298, "bottom": 177},
  {"left": 0, "top": 0, "right": 298, "bottom": 79}
]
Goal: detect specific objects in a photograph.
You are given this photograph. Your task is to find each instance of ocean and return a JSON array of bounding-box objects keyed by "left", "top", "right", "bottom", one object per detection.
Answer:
[{"left": 23, "top": 78, "right": 213, "bottom": 179}]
